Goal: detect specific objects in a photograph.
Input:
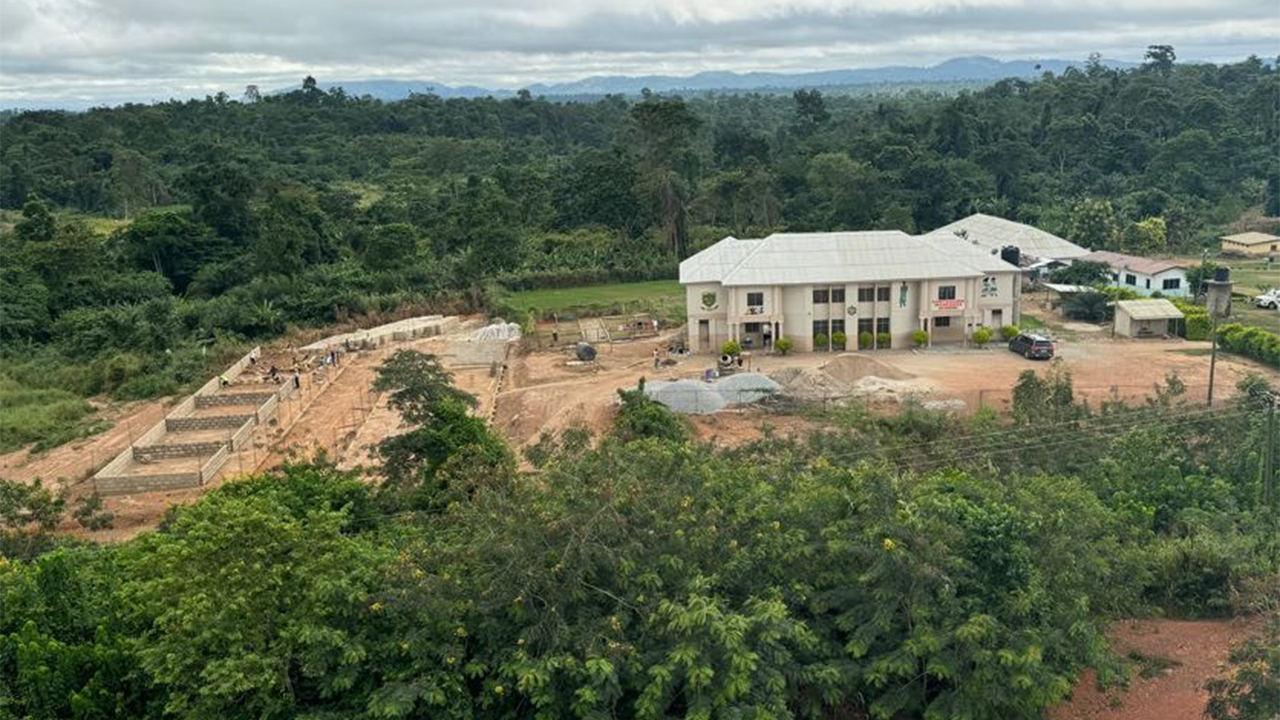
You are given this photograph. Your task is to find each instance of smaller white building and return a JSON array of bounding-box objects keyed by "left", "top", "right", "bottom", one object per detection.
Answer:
[{"left": 1081, "top": 251, "right": 1189, "bottom": 298}]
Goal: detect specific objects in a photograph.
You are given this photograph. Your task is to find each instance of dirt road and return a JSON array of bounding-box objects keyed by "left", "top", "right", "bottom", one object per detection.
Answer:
[{"left": 1050, "top": 617, "right": 1263, "bottom": 720}]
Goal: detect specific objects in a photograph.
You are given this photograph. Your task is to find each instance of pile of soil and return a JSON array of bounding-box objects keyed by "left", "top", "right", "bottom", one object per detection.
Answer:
[
  {"left": 770, "top": 367, "right": 852, "bottom": 401},
  {"left": 820, "top": 353, "right": 915, "bottom": 383}
]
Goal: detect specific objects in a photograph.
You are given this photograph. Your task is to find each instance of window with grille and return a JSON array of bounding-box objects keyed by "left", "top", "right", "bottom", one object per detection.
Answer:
[{"left": 938, "top": 285, "right": 956, "bottom": 300}]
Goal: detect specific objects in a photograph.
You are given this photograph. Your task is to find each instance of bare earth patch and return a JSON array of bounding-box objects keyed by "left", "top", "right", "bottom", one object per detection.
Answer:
[{"left": 1050, "top": 617, "right": 1264, "bottom": 720}]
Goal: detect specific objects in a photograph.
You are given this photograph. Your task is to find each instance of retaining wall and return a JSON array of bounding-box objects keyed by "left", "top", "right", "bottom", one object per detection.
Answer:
[
  {"left": 133, "top": 440, "right": 228, "bottom": 462},
  {"left": 167, "top": 414, "right": 255, "bottom": 432},
  {"left": 93, "top": 347, "right": 263, "bottom": 495},
  {"left": 195, "top": 392, "right": 276, "bottom": 408},
  {"left": 96, "top": 472, "right": 204, "bottom": 496}
]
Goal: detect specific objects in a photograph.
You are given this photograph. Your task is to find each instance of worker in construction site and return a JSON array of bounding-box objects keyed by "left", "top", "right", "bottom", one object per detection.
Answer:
[
  {"left": 652, "top": 347, "right": 660, "bottom": 370},
  {"left": 219, "top": 373, "right": 230, "bottom": 387}
]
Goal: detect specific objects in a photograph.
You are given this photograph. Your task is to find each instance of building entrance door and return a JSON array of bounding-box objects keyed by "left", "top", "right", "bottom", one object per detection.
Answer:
[{"left": 698, "top": 320, "right": 710, "bottom": 351}]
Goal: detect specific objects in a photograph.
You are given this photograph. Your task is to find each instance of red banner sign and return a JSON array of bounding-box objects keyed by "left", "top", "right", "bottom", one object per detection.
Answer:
[{"left": 931, "top": 298, "right": 965, "bottom": 311}]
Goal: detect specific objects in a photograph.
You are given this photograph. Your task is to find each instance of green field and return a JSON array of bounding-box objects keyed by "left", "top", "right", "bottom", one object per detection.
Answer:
[
  {"left": 503, "top": 280, "right": 684, "bottom": 321},
  {"left": 1227, "top": 259, "right": 1280, "bottom": 295},
  {"left": 0, "top": 377, "right": 108, "bottom": 454}
]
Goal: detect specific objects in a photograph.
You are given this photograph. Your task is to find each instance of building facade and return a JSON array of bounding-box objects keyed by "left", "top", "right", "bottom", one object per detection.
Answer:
[
  {"left": 1080, "top": 251, "right": 1189, "bottom": 298},
  {"left": 681, "top": 231, "right": 1022, "bottom": 354},
  {"left": 1221, "top": 231, "right": 1279, "bottom": 257}
]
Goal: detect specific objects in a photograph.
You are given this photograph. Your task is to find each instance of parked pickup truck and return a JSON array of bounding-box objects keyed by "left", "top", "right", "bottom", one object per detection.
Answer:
[{"left": 1254, "top": 289, "right": 1280, "bottom": 309}]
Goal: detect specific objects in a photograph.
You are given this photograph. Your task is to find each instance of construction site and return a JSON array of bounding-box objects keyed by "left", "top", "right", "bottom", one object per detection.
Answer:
[{"left": 3, "top": 305, "right": 1276, "bottom": 541}]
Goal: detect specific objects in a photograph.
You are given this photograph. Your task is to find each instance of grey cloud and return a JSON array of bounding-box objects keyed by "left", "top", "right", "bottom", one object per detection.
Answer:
[{"left": 1, "top": 0, "right": 1277, "bottom": 107}]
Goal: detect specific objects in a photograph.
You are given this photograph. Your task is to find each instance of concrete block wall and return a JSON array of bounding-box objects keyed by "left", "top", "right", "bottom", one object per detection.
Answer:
[
  {"left": 195, "top": 392, "right": 276, "bottom": 408},
  {"left": 200, "top": 445, "right": 231, "bottom": 482},
  {"left": 167, "top": 414, "right": 255, "bottom": 432},
  {"left": 97, "top": 472, "right": 204, "bottom": 496},
  {"left": 133, "top": 441, "right": 229, "bottom": 462},
  {"left": 230, "top": 418, "right": 256, "bottom": 450}
]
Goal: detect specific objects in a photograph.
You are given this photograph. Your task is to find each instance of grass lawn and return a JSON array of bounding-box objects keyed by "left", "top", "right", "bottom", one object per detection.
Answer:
[
  {"left": 1226, "top": 259, "right": 1280, "bottom": 295},
  {"left": 504, "top": 280, "right": 684, "bottom": 320},
  {"left": 0, "top": 377, "right": 108, "bottom": 454}
]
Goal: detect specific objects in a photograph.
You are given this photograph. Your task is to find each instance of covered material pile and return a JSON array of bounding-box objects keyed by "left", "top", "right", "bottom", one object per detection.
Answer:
[
  {"left": 641, "top": 373, "right": 780, "bottom": 415},
  {"left": 474, "top": 322, "right": 522, "bottom": 341}
]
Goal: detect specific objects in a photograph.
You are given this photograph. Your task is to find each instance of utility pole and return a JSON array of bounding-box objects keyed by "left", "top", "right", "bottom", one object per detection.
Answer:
[
  {"left": 1265, "top": 395, "right": 1276, "bottom": 515},
  {"left": 1204, "top": 268, "right": 1232, "bottom": 408}
]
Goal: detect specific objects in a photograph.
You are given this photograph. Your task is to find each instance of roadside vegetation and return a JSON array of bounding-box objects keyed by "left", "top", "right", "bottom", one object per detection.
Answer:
[{"left": 2, "top": 354, "right": 1275, "bottom": 719}]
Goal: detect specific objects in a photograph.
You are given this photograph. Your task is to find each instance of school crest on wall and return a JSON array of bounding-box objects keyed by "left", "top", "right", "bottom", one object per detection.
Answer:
[
  {"left": 981, "top": 277, "right": 999, "bottom": 298},
  {"left": 701, "top": 291, "right": 718, "bottom": 310}
]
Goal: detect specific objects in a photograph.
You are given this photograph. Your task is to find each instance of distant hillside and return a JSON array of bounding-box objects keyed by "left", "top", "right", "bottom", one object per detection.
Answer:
[{"left": 308, "top": 55, "right": 1139, "bottom": 100}]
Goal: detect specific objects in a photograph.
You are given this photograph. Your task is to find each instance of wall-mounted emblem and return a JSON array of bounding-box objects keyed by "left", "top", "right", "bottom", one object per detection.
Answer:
[
  {"left": 981, "top": 277, "right": 999, "bottom": 298},
  {"left": 701, "top": 291, "right": 718, "bottom": 311}
]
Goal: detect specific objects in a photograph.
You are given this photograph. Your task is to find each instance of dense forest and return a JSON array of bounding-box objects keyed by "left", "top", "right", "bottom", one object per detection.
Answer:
[
  {"left": 2, "top": 351, "right": 1277, "bottom": 719},
  {"left": 1, "top": 49, "right": 1277, "bottom": 411}
]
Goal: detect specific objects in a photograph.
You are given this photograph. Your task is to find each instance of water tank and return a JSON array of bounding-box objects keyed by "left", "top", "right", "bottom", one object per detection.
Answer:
[
  {"left": 1000, "top": 246, "right": 1021, "bottom": 266},
  {"left": 575, "top": 343, "right": 597, "bottom": 362},
  {"left": 1213, "top": 267, "right": 1230, "bottom": 282}
]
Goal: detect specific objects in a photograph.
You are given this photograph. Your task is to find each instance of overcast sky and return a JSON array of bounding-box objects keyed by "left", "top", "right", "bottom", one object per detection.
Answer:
[{"left": 1, "top": 0, "right": 1277, "bottom": 108}]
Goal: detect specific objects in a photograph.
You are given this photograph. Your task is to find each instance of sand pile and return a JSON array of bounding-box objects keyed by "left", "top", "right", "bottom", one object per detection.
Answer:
[
  {"left": 771, "top": 353, "right": 923, "bottom": 403},
  {"left": 770, "top": 367, "right": 852, "bottom": 401},
  {"left": 819, "top": 353, "right": 914, "bottom": 383}
]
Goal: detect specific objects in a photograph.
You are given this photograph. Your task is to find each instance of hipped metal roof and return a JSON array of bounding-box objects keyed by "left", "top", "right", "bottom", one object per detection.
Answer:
[
  {"left": 1221, "top": 231, "right": 1280, "bottom": 246},
  {"left": 680, "top": 228, "right": 1020, "bottom": 287},
  {"left": 1081, "top": 250, "right": 1185, "bottom": 276},
  {"left": 923, "top": 213, "right": 1090, "bottom": 260}
]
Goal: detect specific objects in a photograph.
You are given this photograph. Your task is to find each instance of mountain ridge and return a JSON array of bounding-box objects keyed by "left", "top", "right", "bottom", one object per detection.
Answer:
[{"left": 301, "top": 55, "right": 1140, "bottom": 100}]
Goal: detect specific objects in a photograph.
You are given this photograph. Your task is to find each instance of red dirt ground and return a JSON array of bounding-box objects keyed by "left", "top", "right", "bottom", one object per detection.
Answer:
[{"left": 1050, "top": 616, "right": 1265, "bottom": 720}]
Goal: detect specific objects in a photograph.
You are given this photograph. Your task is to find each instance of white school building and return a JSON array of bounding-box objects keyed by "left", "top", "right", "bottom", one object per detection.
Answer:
[
  {"left": 680, "top": 229, "right": 1022, "bottom": 354},
  {"left": 1080, "top": 251, "right": 1190, "bottom": 298}
]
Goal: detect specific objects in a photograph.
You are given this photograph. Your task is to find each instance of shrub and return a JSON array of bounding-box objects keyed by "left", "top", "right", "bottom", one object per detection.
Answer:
[
  {"left": 1185, "top": 314, "right": 1211, "bottom": 340},
  {"left": 972, "top": 326, "right": 994, "bottom": 347},
  {"left": 857, "top": 331, "right": 872, "bottom": 349},
  {"left": 614, "top": 381, "right": 688, "bottom": 444},
  {"left": 1001, "top": 325, "right": 1020, "bottom": 340},
  {"left": 1216, "top": 323, "right": 1280, "bottom": 366},
  {"left": 775, "top": 337, "right": 793, "bottom": 355},
  {"left": 912, "top": 329, "right": 929, "bottom": 346},
  {"left": 721, "top": 340, "right": 742, "bottom": 356},
  {"left": 813, "top": 333, "right": 828, "bottom": 349},
  {"left": 832, "top": 331, "right": 848, "bottom": 350},
  {"left": 876, "top": 332, "right": 892, "bottom": 348}
]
